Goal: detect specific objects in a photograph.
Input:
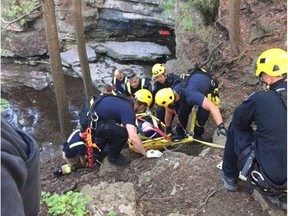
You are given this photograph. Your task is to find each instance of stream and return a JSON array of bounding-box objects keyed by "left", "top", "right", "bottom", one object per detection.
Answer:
[{"left": 1, "top": 57, "right": 160, "bottom": 162}]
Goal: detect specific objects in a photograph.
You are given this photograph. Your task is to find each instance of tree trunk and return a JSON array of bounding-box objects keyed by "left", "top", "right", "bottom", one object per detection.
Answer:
[
  {"left": 41, "top": 0, "right": 72, "bottom": 141},
  {"left": 73, "top": 0, "right": 98, "bottom": 99},
  {"left": 229, "top": 0, "right": 242, "bottom": 56}
]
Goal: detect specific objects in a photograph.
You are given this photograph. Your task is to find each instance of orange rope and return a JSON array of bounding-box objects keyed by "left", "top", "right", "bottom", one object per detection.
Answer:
[{"left": 84, "top": 128, "right": 101, "bottom": 168}]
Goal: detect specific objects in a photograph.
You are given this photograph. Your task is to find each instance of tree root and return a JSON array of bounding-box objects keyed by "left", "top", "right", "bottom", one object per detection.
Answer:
[
  {"left": 249, "top": 33, "right": 274, "bottom": 45},
  {"left": 194, "top": 186, "right": 222, "bottom": 215},
  {"left": 200, "top": 42, "right": 223, "bottom": 68}
]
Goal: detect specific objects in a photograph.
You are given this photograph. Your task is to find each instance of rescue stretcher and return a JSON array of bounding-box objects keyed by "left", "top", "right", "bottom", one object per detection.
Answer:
[{"left": 128, "top": 111, "right": 225, "bottom": 153}]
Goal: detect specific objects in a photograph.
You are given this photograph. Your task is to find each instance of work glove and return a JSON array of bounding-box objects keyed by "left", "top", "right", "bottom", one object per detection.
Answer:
[
  {"left": 217, "top": 123, "right": 227, "bottom": 136},
  {"left": 165, "top": 126, "right": 172, "bottom": 134},
  {"left": 147, "top": 150, "right": 163, "bottom": 158}
]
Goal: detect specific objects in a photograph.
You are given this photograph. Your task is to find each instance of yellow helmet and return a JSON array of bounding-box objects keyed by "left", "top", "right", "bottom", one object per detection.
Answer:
[
  {"left": 134, "top": 89, "right": 153, "bottom": 107},
  {"left": 155, "top": 88, "right": 175, "bottom": 108},
  {"left": 256, "top": 48, "right": 287, "bottom": 77},
  {"left": 152, "top": 63, "right": 166, "bottom": 78}
]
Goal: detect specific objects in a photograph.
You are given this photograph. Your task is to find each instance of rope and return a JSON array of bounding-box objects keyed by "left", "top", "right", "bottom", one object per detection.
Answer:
[
  {"left": 172, "top": 107, "right": 225, "bottom": 149},
  {"left": 84, "top": 128, "right": 101, "bottom": 168}
]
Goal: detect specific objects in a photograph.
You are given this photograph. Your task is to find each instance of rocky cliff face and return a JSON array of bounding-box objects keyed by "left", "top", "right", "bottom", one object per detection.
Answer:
[
  {"left": 1, "top": 0, "right": 175, "bottom": 58},
  {"left": 54, "top": 0, "right": 175, "bottom": 41}
]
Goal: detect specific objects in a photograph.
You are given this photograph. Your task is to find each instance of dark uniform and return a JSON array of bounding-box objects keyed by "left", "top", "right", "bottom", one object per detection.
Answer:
[
  {"left": 124, "top": 78, "right": 151, "bottom": 97},
  {"left": 152, "top": 73, "right": 180, "bottom": 122},
  {"left": 173, "top": 72, "right": 212, "bottom": 137},
  {"left": 62, "top": 129, "right": 86, "bottom": 159},
  {"left": 111, "top": 75, "right": 127, "bottom": 95},
  {"left": 222, "top": 78, "right": 287, "bottom": 186},
  {"left": 86, "top": 96, "right": 136, "bottom": 162},
  {"left": 1, "top": 119, "right": 41, "bottom": 216}
]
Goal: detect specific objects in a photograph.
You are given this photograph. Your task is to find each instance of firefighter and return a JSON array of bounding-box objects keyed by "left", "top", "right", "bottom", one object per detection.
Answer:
[
  {"left": 111, "top": 69, "right": 127, "bottom": 95},
  {"left": 221, "top": 48, "right": 287, "bottom": 210},
  {"left": 53, "top": 128, "right": 90, "bottom": 177},
  {"left": 155, "top": 69, "right": 226, "bottom": 141},
  {"left": 80, "top": 89, "right": 163, "bottom": 166},
  {"left": 124, "top": 72, "right": 152, "bottom": 98},
  {"left": 151, "top": 63, "right": 180, "bottom": 131}
]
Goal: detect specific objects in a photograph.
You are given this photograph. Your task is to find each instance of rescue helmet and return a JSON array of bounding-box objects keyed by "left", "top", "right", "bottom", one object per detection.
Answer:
[
  {"left": 256, "top": 48, "right": 287, "bottom": 77},
  {"left": 134, "top": 89, "right": 153, "bottom": 107},
  {"left": 152, "top": 63, "right": 166, "bottom": 78},
  {"left": 155, "top": 88, "right": 175, "bottom": 108}
]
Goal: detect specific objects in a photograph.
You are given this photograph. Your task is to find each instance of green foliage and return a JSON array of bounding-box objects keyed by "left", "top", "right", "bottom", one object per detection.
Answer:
[
  {"left": 0, "top": 98, "right": 10, "bottom": 113},
  {"left": 1, "top": 0, "right": 39, "bottom": 26},
  {"left": 159, "top": 0, "right": 176, "bottom": 18},
  {"left": 41, "top": 191, "right": 92, "bottom": 216},
  {"left": 194, "top": 0, "right": 219, "bottom": 25},
  {"left": 107, "top": 211, "right": 117, "bottom": 216},
  {"left": 158, "top": 0, "right": 219, "bottom": 32}
]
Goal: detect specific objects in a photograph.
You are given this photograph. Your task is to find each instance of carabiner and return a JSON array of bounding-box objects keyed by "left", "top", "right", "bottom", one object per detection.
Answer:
[{"left": 251, "top": 170, "right": 264, "bottom": 182}]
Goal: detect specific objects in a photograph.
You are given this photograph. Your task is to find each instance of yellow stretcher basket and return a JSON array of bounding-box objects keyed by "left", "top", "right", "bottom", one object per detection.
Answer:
[
  {"left": 128, "top": 113, "right": 193, "bottom": 152},
  {"left": 128, "top": 113, "right": 224, "bottom": 153}
]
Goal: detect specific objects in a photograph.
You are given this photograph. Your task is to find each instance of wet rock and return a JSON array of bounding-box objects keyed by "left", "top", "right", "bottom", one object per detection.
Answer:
[
  {"left": 1, "top": 64, "right": 52, "bottom": 91},
  {"left": 24, "top": 71, "right": 53, "bottom": 90},
  {"left": 60, "top": 46, "right": 97, "bottom": 66},
  {"left": 100, "top": 41, "right": 171, "bottom": 61}
]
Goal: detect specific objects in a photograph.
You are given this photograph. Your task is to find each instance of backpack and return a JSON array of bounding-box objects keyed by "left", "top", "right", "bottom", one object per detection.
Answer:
[
  {"left": 177, "top": 65, "right": 220, "bottom": 107},
  {"left": 79, "top": 94, "right": 130, "bottom": 130}
]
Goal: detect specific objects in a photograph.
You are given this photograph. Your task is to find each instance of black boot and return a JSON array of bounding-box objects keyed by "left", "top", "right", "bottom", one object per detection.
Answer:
[
  {"left": 172, "top": 133, "right": 187, "bottom": 142},
  {"left": 53, "top": 168, "right": 63, "bottom": 177}
]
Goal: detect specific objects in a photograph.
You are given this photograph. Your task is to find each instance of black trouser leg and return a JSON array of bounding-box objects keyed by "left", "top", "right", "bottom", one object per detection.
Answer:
[
  {"left": 222, "top": 124, "right": 253, "bottom": 179},
  {"left": 95, "top": 122, "right": 128, "bottom": 160}
]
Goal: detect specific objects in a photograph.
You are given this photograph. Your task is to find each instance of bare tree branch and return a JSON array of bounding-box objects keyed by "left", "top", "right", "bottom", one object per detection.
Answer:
[{"left": 1, "top": 4, "right": 42, "bottom": 31}]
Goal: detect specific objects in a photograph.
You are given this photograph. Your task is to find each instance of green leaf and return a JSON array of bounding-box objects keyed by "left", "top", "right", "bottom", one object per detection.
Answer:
[
  {"left": 0, "top": 98, "right": 10, "bottom": 113},
  {"left": 41, "top": 191, "right": 91, "bottom": 216},
  {"left": 145, "top": 176, "right": 152, "bottom": 183}
]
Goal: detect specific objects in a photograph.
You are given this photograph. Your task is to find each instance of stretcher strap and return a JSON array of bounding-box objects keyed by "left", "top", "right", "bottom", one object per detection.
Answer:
[{"left": 136, "top": 117, "right": 169, "bottom": 139}]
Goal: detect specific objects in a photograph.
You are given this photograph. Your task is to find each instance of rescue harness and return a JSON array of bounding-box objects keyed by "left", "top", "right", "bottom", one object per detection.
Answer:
[
  {"left": 178, "top": 65, "right": 220, "bottom": 107},
  {"left": 79, "top": 94, "right": 131, "bottom": 167}
]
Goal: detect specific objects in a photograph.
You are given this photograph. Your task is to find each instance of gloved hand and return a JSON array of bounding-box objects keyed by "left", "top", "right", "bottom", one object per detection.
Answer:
[
  {"left": 217, "top": 123, "right": 227, "bottom": 136},
  {"left": 146, "top": 150, "right": 163, "bottom": 158},
  {"left": 165, "top": 126, "right": 172, "bottom": 134}
]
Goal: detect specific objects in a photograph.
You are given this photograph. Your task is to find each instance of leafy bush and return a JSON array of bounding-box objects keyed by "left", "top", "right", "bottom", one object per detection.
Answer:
[
  {"left": 159, "top": 0, "right": 219, "bottom": 31},
  {"left": 1, "top": 0, "right": 39, "bottom": 26},
  {"left": 41, "top": 191, "right": 92, "bottom": 216}
]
